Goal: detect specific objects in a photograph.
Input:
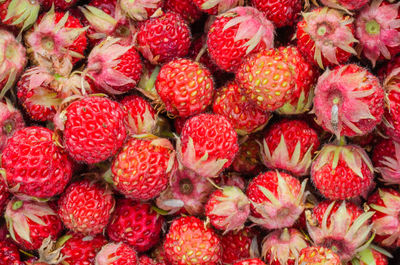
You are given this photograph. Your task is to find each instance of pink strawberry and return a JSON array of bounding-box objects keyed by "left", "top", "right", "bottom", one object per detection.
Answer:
[
  {"left": 246, "top": 171, "right": 308, "bottom": 229},
  {"left": 0, "top": 99, "right": 24, "bottom": 152},
  {"left": 155, "top": 58, "right": 214, "bottom": 118},
  {"left": 137, "top": 12, "right": 191, "bottom": 64},
  {"left": 207, "top": 6, "right": 274, "bottom": 72},
  {"left": 250, "top": 0, "right": 302, "bottom": 28},
  {"left": 176, "top": 113, "right": 239, "bottom": 178},
  {"left": 164, "top": 0, "right": 203, "bottom": 24},
  {"left": 119, "top": 0, "right": 163, "bottom": 21},
  {"left": 107, "top": 199, "right": 164, "bottom": 252},
  {"left": 261, "top": 119, "right": 320, "bottom": 177},
  {"left": 111, "top": 136, "right": 176, "bottom": 200},
  {"left": 372, "top": 138, "right": 400, "bottom": 184},
  {"left": 5, "top": 198, "right": 63, "bottom": 250},
  {"left": 192, "top": 0, "right": 244, "bottom": 15},
  {"left": 58, "top": 179, "right": 115, "bottom": 235},
  {"left": 296, "top": 7, "right": 357, "bottom": 69},
  {"left": 95, "top": 242, "right": 138, "bottom": 265},
  {"left": 2, "top": 126, "right": 72, "bottom": 199}
]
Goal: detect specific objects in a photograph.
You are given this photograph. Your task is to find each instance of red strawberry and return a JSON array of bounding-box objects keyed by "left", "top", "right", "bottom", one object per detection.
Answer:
[
  {"left": 250, "top": 0, "right": 302, "bottom": 28},
  {"left": 236, "top": 48, "right": 296, "bottom": 112},
  {"left": 233, "top": 259, "right": 266, "bottom": 265},
  {"left": 137, "top": 12, "right": 191, "bottom": 64},
  {"left": 121, "top": 95, "right": 158, "bottom": 135},
  {"left": 58, "top": 233, "right": 108, "bottom": 265},
  {"left": 85, "top": 37, "right": 143, "bottom": 94},
  {"left": 207, "top": 7, "right": 274, "bottom": 72},
  {"left": 311, "top": 143, "right": 374, "bottom": 200},
  {"left": 0, "top": 240, "right": 22, "bottom": 265},
  {"left": 155, "top": 58, "right": 214, "bottom": 118},
  {"left": 111, "top": 136, "right": 176, "bottom": 200},
  {"left": 5, "top": 198, "right": 63, "bottom": 250},
  {"left": 368, "top": 188, "right": 400, "bottom": 248},
  {"left": 176, "top": 113, "right": 239, "bottom": 178},
  {"left": 139, "top": 256, "right": 167, "bottom": 265},
  {"left": 164, "top": 0, "right": 203, "bottom": 24},
  {"left": 0, "top": 178, "right": 10, "bottom": 214},
  {"left": 372, "top": 138, "right": 400, "bottom": 185},
  {"left": 220, "top": 228, "right": 255, "bottom": 264},
  {"left": 39, "top": 0, "right": 79, "bottom": 10},
  {"left": 205, "top": 186, "right": 250, "bottom": 232},
  {"left": 213, "top": 81, "right": 271, "bottom": 135},
  {"left": 0, "top": 99, "right": 25, "bottom": 152},
  {"left": 261, "top": 119, "right": 320, "bottom": 177},
  {"left": 231, "top": 134, "right": 265, "bottom": 175},
  {"left": 348, "top": 247, "right": 388, "bottom": 265},
  {"left": 192, "top": 0, "right": 244, "bottom": 15},
  {"left": 58, "top": 179, "right": 115, "bottom": 235},
  {"left": 298, "top": 246, "right": 341, "bottom": 265},
  {"left": 246, "top": 171, "right": 307, "bottom": 229},
  {"left": 119, "top": 0, "right": 163, "bottom": 21},
  {"left": 0, "top": 0, "right": 40, "bottom": 33},
  {"left": 57, "top": 96, "right": 127, "bottom": 164},
  {"left": 2, "top": 126, "right": 72, "bottom": 199},
  {"left": 164, "top": 216, "right": 222, "bottom": 265},
  {"left": 95, "top": 242, "right": 138, "bottom": 265},
  {"left": 107, "top": 199, "right": 164, "bottom": 252},
  {"left": 296, "top": 7, "right": 357, "bottom": 69}
]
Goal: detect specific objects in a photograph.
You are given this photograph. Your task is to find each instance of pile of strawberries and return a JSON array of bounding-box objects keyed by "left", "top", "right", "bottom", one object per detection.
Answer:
[{"left": 1, "top": 0, "right": 400, "bottom": 264}]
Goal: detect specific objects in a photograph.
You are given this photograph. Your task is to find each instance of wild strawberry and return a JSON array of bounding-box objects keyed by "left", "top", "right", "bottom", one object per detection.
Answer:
[
  {"left": 216, "top": 172, "right": 247, "bottom": 190},
  {"left": 164, "top": 0, "right": 203, "bottom": 24},
  {"left": 121, "top": 95, "right": 158, "bottom": 135},
  {"left": 2, "top": 126, "right": 72, "bottom": 199},
  {"left": 176, "top": 113, "right": 239, "bottom": 178},
  {"left": 311, "top": 143, "right": 374, "bottom": 200},
  {"left": 164, "top": 216, "right": 222, "bottom": 265},
  {"left": 298, "top": 246, "right": 341, "bottom": 265},
  {"left": 0, "top": 240, "right": 22, "bottom": 265},
  {"left": 372, "top": 138, "right": 400, "bottom": 184},
  {"left": 368, "top": 188, "right": 400, "bottom": 248},
  {"left": 250, "top": 0, "right": 302, "bottom": 28},
  {"left": 107, "top": 199, "right": 164, "bottom": 252},
  {"left": 236, "top": 48, "right": 296, "bottom": 112},
  {"left": 192, "top": 0, "right": 244, "bottom": 15},
  {"left": 5, "top": 198, "right": 63, "bottom": 250},
  {"left": 262, "top": 228, "right": 309, "bottom": 265},
  {"left": 207, "top": 7, "right": 274, "bottom": 72},
  {"left": 119, "top": 0, "right": 163, "bottom": 21},
  {"left": 246, "top": 171, "right": 308, "bottom": 229},
  {"left": 220, "top": 228, "right": 255, "bottom": 264},
  {"left": 348, "top": 247, "right": 389, "bottom": 265},
  {"left": 205, "top": 186, "right": 250, "bottom": 232},
  {"left": 296, "top": 8, "right": 357, "bottom": 69},
  {"left": 233, "top": 259, "right": 266, "bottom": 265},
  {"left": 84, "top": 37, "right": 143, "bottom": 94},
  {"left": 24, "top": 7, "right": 88, "bottom": 72},
  {"left": 139, "top": 256, "right": 167, "bottom": 265},
  {"left": 306, "top": 201, "right": 374, "bottom": 261},
  {"left": 95, "top": 242, "right": 138, "bottom": 265},
  {"left": 275, "top": 46, "right": 319, "bottom": 115},
  {"left": 39, "top": 0, "right": 79, "bottom": 10},
  {"left": 321, "top": 0, "right": 369, "bottom": 12},
  {"left": 356, "top": 0, "right": 400, "bottom": 67},
  {"left": 0, "top": 29, "right": 27, "bottom": 98},
  {"left": 111, "top": 136, "right": 176, "bottom": 200},
  {"left": 232, "top": 134, "right": 265, "bottom": 176},
  {"left": 0, "top": 177, "right": 9, "bottom": 214},
  {"left": 156, "top": 167, "right": 214, "bottom": 215},
  {"left": 0, "top": 99, "right": 24, "bottom": 152},
  {"left": 58, "top": 179, "right": 115, "bottom": 235},
  {"left": 313, "top": 64, "right": 385, "bottom": 137},
  {"left": 155, "top": 58, "right": 214, "bottom": 118},
  {"left": 0, "top": 0, "right": 40, "bottom": 33},
  {"left": 57, "top": 96, "right": 127, "bottom": 164},
  {"left": 137, "top": 12, "right": 191, "bottom": 64},
  {"left": 213, "top": 81, "right": 271, "bottom": 135},
  {"left": 261, "top": 119, "right": 320, "bottom": 177}
]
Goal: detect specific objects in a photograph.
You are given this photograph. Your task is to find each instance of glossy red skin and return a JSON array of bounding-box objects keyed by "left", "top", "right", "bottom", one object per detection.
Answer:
[
  {"left": 233, "top": 258, "right": 267, "bottom": 265},
  {"left": 2, "top": 127, "right": 73, "bottom": 198},
  {"left": 0, "top": 240, "right": 22, "bottom": 265},
  {"left": 220, "top": 228, "right": 254, "bottom": 264},
  {"left": 63, "top": 97, "right": 127, "bottom": 164},
  {"left": 139, "top": 256, "right": 167, "bottom": 265},
  {"left": 164, "top": 0, "right": 203, "bottom": 24},
  {"left": 232, "top": 134, "right": 265, "bottom": 175},
  {"left": 60, "top": 233, "right": 108, "bottom": 265},
  {"left": 250, "top": 0, "right": 302, "bottom": 28},
  {"left": 58, "top": 179, "right": 115, "bottom": 235},
  {"left": 137, "top": 12, "right": 191, "bottom": 64},
  {"left": 207, "top": 16, "right": 268, "bottom": 72},
  {"left": 96, "top": 243, "right": 138, "bottom": 265},
  {"left": 120, "top": 94, "right": 156, "bottom": 133},
  {"left": 107, "top": 199, "right": 164, "bottom": 252}
]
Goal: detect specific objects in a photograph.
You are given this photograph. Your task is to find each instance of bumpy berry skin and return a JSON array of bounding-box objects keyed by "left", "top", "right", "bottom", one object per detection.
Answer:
[
  {"left": 220, "top": 228, "right": 254, "bottom": 264},
  {"left": 137, "top": 12, "right": 191, "bottom": 64},
  {"left": 156, "top": 58, "right": 214, "bottom": 118},
  {"left": 298, "top": 247, "right": 341, "bottom": 265},
  {"left": 213, "top": 81, "right": 271, "bottom": 135},
  {"left": 164, "top": 0, "right": 203, "bottom": 24},
  {"left": 2, "top": 126, "right": 72, "bottom": 198},
  {"left": 0, "top": 240, "right": 22, "bottom": 265},
  {"left": 139, "top": 256, "right": 167, "bottom": 265},
  {"left": 164, "top": 216, "right": 222, "bottom": 265},
  {"left": 250, "top": 0, "right": 301, "bottom": 28},
  {"left": 261, "top": 119, "right": 320, "bottom": 177},
  {"left": 121, "top": 95, "right": 157, "bottom": 135},
  {"left": 312, "top": 201, "right": 363, "bottom": 229},
  {"left": 192, "top": 0, "right": 244, "bottom": 15},
  {"left": 58, "top": 179, "right": 115, "bottom": 235},
  {"left": 62, "top": 96, "right": 127, "bottom": 164},
  {"left": 177, "top": 113, "right": 239, "bottom": 178},
  {"left": 60, "top": 233, "right": 108, "bottom": 265},
  {"left": 381, "top": 77, "right": 400, "bottom": 141},
  {"left": 107, "top": 199, "right": 164, "bottom": 252},
  {"left": 237, "top": 48, "right": 295, "bottom": 112},
  {"left": 111, "top": 137, "right": 176, "bottom": 200},
  {"left": 0, "top": 100, "right": 25, "bottom": 152},
  {"left": 372, "top": 138, "right": 400, "bottom": 184},
  {"left": 95, "top": 242, "right": 138, "bottom": 265},
  {"left": 233, "top": 259, "right": 267, "bottom": 265}
]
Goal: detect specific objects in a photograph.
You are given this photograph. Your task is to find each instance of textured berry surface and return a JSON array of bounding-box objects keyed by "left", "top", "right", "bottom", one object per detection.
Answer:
[
  {"left": 95, "top": 242, "right": 138, "bottom": 265},
  {"left": 250, "top": 0, "right": 302, "bottom": 28},
  {"left": 0, "top": 240, "right": 22, "bottom": 265},
  {"left": 233, "top": 258, "right": 266, "bottom": 265},
  {"left": 164, "top": 0, "right": 203, "bottom": 24},
  {"left": 220, "top": 228, "right": 254, "bottom": 264},
  {"left": 298, "top": 247, "right": 341, "bottom": 265},
  {"left": 121, "top": 95, "right": 157, "bottom": 135}
]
